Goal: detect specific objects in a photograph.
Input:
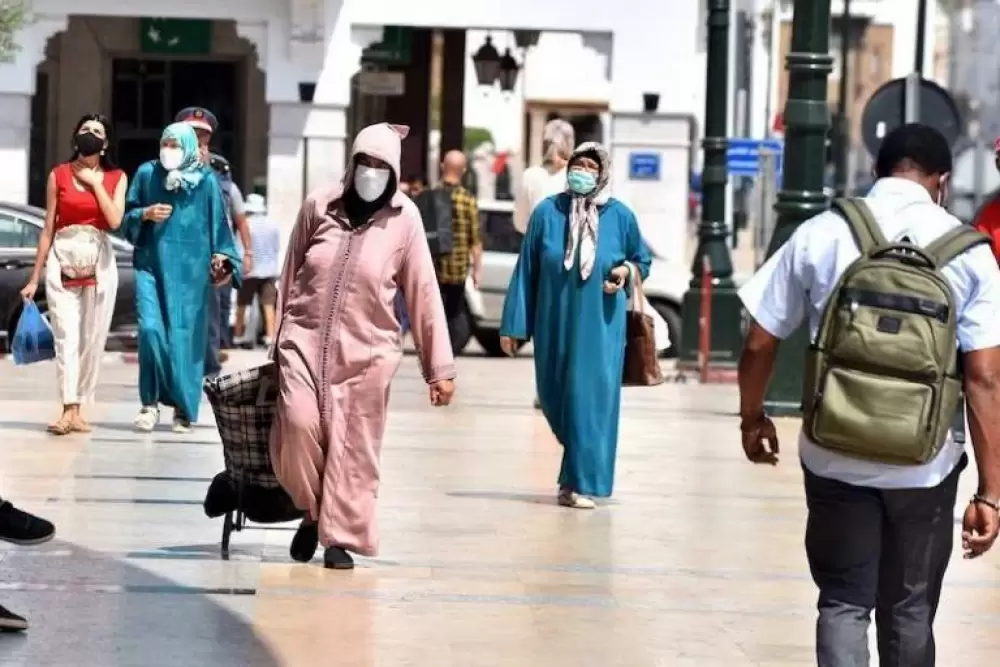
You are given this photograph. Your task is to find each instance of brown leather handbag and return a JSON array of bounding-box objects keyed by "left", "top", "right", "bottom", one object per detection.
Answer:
[{"left": 622, "top": 268, "right": 665, "bottom": 387}]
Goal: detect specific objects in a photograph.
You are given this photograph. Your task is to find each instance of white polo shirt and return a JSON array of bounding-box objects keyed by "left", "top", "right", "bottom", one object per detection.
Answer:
[{"left": 738, "top": 177, "right": 1000, "bottom": 488}]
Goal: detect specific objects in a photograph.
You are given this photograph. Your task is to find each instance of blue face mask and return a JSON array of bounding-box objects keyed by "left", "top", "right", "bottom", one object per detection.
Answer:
[{"left": 567, "top": 169, "right": 597, "bottom": 195}]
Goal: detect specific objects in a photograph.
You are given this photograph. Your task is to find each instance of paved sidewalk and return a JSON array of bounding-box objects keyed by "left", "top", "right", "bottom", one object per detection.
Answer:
[{"left": 0, "top": 351, "right": 997, "bottom": 665}]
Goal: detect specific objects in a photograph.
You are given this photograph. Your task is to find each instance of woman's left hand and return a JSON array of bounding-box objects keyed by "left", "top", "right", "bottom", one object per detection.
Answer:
[
  {"left": 72, "top": 164, "right": 101, "bottom": 189},
  {"left": 603, "top": 265, "right": 630, "bottom": 294}
]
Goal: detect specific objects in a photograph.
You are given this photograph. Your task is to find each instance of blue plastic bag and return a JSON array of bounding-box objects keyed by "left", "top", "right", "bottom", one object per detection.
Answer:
[
  {"left": 394, "top": 291, "right": 410, "bottom": 334},
  {"left": 12, "top": 301, "right": 55, "bottom": 366}
]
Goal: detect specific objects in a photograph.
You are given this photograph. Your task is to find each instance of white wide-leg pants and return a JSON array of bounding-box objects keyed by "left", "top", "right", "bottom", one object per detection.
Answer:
[{"left": 45, "top": 236, "right": 118, "bottom": 405}]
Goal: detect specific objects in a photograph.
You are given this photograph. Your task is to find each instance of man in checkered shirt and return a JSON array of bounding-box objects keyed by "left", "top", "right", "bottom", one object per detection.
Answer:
[{"left": 435, "top": 150, "right": 483, "bottom": 346}]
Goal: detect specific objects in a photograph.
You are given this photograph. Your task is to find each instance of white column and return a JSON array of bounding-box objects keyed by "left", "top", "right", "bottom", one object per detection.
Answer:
[
  {"left": 528, "top": 108, "right": 546, "bottom": 166},
  {"left": 261, "top": 0, "right": 383, "bottom": 253},
  {"left": 267, "top": 101, "right": 347, "bottom": 230},
  {"left": 0, "top": 13, "right": 67, "bottom": 204}
]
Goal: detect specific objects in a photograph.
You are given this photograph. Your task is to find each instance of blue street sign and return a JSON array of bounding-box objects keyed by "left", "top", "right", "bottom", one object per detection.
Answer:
[
  {"left": 628, "top": 152, "right": 661, "bottom": 180},
  {"left": 726, "top": 138, "right": 783, "bottom": 177}
]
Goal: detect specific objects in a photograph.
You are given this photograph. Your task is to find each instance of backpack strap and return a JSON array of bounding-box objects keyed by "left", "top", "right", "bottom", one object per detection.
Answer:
[
  {"left": 925, "top": 226, "right": 990, "bottom": 267},
  {"left": 831, "top": 197, "right": 888, "bottom": 255}
]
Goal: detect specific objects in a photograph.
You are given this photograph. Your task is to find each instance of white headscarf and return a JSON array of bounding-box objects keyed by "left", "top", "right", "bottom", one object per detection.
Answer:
[{"left": 564, "top": 142, "right": 611, "bottom": 280}]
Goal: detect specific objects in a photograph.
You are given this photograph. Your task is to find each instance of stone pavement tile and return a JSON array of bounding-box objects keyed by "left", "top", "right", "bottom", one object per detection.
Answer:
[
  {"left": 0, "top": 591, "right": 276, "bottom": 667},
  {"left": 253, "top": 595, "right": 750, "bottom": 667},
  {"left": 5, "top": 354, "right": 1000, "bottom": 664},
  {"left": 260, "top": 562, "right": 437, "bottom": 589}
]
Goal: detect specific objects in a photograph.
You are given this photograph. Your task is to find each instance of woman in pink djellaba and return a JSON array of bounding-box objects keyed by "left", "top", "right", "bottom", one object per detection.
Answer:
[{"left": 271, "top": 122, "right": 457, "bottom": 569}]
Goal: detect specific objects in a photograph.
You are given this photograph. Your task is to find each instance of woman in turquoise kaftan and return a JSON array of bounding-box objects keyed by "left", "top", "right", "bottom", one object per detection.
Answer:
[
  {"left": 500, "top": 142, "right": 651, "bottom": 508},
  {"left": 118, "top": 122, "right": 241, "bottom": 432}
]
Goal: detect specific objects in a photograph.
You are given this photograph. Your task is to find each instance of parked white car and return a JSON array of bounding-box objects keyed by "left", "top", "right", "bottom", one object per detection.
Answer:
[{"left": 458, "top": 199, "right": 688, "bottom": 357}]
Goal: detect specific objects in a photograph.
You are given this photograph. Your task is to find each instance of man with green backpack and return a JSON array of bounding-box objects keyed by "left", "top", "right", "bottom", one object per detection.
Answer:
[{"left": 737, "top": 123, "right": 1000, "bottom": 666}]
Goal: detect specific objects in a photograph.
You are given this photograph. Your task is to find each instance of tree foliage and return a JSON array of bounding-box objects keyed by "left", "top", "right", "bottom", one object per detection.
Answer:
[
  {"left": 0, "top": 1, "right": 29, "bottom": 63},
  {"left": 936, "top": 0, "right": 960, "bottom": 15},
  {"left": 463, "top": 127, "right": 494, "bottom": 153}
]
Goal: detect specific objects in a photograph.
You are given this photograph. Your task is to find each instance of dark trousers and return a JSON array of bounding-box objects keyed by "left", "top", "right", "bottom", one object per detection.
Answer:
[
  {"left": 218, "top": 284, "right": 233, "bottom": 348},
  {"left": 439, "top": 282, "right": 464, "bottom": 320},
  {"left": 438, "top": 282, "right": 466, "bottom": 352},
  {"left": 205, "top": 287, "right": 222, "bottom": 378},
  {"left": 803, "top": 455, "right": 966, "bottom": 667}
]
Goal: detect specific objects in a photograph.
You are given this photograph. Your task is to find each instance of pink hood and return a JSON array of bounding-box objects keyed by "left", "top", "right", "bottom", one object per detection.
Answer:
[{"left": 344, "top": 122, "right": 410, "bottom": 191}]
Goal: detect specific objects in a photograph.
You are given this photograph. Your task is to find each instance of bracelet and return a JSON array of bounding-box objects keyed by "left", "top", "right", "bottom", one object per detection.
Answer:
[{"left": 972, "top": 494, "right": 1000, "bottom": 512}]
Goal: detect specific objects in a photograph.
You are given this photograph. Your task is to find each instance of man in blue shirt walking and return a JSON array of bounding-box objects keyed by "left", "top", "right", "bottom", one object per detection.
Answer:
[{"left": 233, "top": 193, "right": 280, "bottom": 347}]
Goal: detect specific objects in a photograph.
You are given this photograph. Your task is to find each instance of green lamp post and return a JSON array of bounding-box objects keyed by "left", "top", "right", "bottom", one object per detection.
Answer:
[
  {"left": 763, "top": 0, "right": 834, "bottom": 415},
  {"left": 678, "top": 0, "right": 742, "bottom": 370}
]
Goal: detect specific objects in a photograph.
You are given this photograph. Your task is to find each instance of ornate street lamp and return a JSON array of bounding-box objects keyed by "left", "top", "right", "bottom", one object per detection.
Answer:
[
  {"left": 471, "top": 36, "right": 502, "bottom": 86},
  {"left": 513, "top": 30, "right": 540, "bottom": 49},
  {"left": 678, "top": 0, "right": 741, "bottom": 372},
  {"left": 496, "top": 48, "right": 521, "bottom": 92},
  {"left": 763, "top": 0, "right": 834, "bottom": 414}
]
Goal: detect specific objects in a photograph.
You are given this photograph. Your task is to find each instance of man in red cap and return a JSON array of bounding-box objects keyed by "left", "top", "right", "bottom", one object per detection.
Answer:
[
  {"left": 972, "top": 137, "right": 1000, "bottom": 264},
  {"left": 175, "top": 107, "right": 252, "bottom": 372}
]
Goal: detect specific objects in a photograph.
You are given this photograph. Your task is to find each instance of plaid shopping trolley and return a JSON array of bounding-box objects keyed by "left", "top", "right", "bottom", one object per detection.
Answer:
[{"left": 203, "top": 362, "right": 302, "bottom": 559}]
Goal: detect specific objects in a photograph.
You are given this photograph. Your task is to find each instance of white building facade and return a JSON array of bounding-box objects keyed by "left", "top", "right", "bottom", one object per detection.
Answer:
[{"left": 0, "top": 0, "right": 720, "bottom": 236}]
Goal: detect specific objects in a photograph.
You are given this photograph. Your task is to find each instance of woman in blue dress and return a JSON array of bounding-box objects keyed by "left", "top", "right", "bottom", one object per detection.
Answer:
[
  {"left": 118, "top": 122, "right": 241, "bottom": 433},
  {"left": 499, "top": 142, "right": 651, "bottom": 509}
]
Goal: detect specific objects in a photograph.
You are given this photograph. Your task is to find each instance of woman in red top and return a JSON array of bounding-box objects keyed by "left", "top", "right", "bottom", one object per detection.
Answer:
[
  {"left": 973, "top": 137, "right": 1000, "bottom": 263},
  {"left": 20, "top": 113, "right": 128, "bottom": 435}
]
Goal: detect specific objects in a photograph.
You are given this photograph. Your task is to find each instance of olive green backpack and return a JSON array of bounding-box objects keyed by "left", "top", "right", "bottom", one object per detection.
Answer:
[{"left": 803, "top": 198, "right": 989, "bottom": 465}]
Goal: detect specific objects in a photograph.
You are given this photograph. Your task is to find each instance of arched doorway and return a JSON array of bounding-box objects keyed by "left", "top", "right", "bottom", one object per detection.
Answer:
[{"left": 111, "top": 58, "right": 242, "bottom": 178}]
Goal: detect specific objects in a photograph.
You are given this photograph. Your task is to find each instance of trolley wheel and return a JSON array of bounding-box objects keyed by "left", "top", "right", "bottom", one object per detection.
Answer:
[{"left": 221, "top": 511, "right": 234, "bottom": 560}]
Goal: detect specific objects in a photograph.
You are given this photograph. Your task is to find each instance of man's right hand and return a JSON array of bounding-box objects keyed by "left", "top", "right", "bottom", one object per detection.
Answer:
[
  {"left": 143, "top": 203, "right": 173, "bottom": 222},
  {"left": 740, "top": 412, "right": 780, "bottom": 465},
  {"left": 19, "top": 280, "right": 38, "bottom": 301},
  {"left": 963, "top": 499, "right": 1000, "bottom": 559}
]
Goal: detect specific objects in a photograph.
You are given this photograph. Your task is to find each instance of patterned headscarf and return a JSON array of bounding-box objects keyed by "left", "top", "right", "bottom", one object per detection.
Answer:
[
  {"left": 564, "top": 142, "right": 611, "bottom": 280},
  {"left": 542, "top": 119, "right": 575, "bottom": 165},
  {"left": 160, "top": 122, "right": 204, "bottom": 192}
]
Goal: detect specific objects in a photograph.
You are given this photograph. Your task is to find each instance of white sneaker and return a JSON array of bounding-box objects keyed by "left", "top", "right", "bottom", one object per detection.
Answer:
[
  {"left": 133, "top": 407, "right": 159, "bottom": 433},
  {"left": 232, "top": 332, "right": 253, "bottom": 347},
  {"left": 557, "top": 489, "right": 596, "bottom": 509},
  {"left": 172, "top": 411, "right": 192, "bottom": 434}
]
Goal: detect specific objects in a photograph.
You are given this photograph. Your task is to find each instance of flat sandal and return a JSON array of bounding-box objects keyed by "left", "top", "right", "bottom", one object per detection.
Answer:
[
  {"left": 70, "top": 416, "right": 93, "bottom": 433},
  {"left": 46, "top": 415, "right": 73, "bottom": 436}
]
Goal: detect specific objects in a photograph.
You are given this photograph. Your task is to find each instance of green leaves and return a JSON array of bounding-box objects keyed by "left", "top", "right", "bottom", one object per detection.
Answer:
[
  {"left": 0, "top": 0, "right": 30, "bottom": 63},
  {"left": 463, "top": 127, "right": 495, "bottom": 153}
]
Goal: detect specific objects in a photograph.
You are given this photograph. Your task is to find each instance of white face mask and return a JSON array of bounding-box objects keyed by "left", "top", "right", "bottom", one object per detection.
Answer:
[
  {"left": 160, "top": 147, "right": 184, "bottom": 171},
  {"left": 354, "top": 165, "right": 391, "bottom": 202}
]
